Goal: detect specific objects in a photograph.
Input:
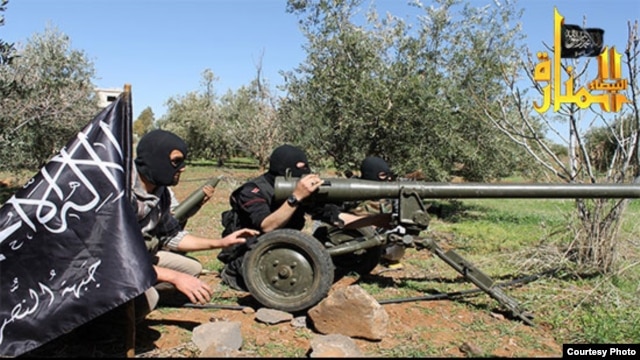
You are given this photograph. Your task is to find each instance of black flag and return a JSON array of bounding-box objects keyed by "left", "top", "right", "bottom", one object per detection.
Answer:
[
  {"left": 561, "top": 24, "right": 605, "bottom": 58},
  {"left": 0, "top": 89, "right": 156, "bottom": 357}
]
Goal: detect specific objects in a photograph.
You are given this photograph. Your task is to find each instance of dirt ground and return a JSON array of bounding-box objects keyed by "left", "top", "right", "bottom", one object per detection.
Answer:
[
  {"left": 25, "top": 262, "right": 562, "bottom": 358},
  {"left": 17, "top": 169, "right": 565, "bottom": 358},
  {"left": 27, "top": 263, "right": 562, "bottom": 358},
  {"left": 135, "top": 268, "right": 563, "bottom": 358}
]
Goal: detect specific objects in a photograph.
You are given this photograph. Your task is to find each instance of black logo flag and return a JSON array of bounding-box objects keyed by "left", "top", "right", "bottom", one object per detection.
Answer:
[
  {"left": 0, "top": 89, "right": 156, "bottom": 357},
  {"left": 561, "top": 24, "right": 605, "bottom": 58}
]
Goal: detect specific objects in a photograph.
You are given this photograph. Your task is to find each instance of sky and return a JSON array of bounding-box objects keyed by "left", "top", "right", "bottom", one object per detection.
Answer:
[{"left": 2, "top": 0, "right": 638, "bottom": 120}]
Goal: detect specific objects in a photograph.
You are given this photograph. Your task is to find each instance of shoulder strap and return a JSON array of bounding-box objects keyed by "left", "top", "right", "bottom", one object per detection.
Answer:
[
  {"left": 231, "top": 176, "right": 274, "bottom": 206},
  {"left": 252, "top": 176, "right": 274, "bottom": 201}
]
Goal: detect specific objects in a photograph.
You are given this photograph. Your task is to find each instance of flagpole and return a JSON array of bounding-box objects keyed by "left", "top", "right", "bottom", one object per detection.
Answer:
[
  {"left": 121, "top": 83, "right": 136, "bottom": 358},
  {"left": 125, "top": 299, "right": 136, "bottom": 358}
]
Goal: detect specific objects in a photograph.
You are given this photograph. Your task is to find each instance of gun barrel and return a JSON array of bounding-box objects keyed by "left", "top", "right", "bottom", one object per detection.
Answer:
[{"left": 274, "top": 177, "right": 640, "bottom": 203}]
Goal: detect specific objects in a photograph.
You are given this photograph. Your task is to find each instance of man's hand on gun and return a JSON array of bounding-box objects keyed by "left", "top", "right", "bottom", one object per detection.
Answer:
[
  {"left": 293, "top": 173, "right": 324, "bottom": 200},
  {"left": 296, "top": 174, "right": 345, "bottom": 228}
]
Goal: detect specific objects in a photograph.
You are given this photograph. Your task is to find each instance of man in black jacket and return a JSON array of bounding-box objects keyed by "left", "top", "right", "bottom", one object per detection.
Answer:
[{"left": 218, "top": 144, "right": 361, "bottom": 291}]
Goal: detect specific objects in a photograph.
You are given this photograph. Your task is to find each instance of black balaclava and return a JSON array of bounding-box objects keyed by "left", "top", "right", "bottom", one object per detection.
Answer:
[
  {"left": 268, "top": 144, "right": 311, "bottom": 178},
  {"left": 360, "top": 156, "right": 392, "bottom": 181},
  {"left": 135, "top": 129, "right": 188, "bottom": 186}
]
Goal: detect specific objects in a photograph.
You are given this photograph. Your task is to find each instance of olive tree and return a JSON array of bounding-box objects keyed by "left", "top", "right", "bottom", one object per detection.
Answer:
[
  {"left": 133, "top": 106, "right": 156, "bottom": 140},
  {"left": 1, "top": 0, "right": 16, "bottom": 78},
  {"left": 157, "top": 63, "right": 284, "bottom": 168},
  {"left": 280, "top": 0, "right": 531, "bottom": 180},
  {"left": 157, "top": 70, "right": 219, "bottom": 162},
  {"left": 0, "top": 25, "right": 99, "bottom": 173},
  {"left": 157, "top": 68, "right": 243, "bottom": 165},
  {"left": 218, "top": 54, "right": 285, "bottom": 170}
]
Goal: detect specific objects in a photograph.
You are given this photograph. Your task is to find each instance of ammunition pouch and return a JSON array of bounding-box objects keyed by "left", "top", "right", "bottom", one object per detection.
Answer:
[{"left": 221, "top": 209, "right": 241, "bottom": 237}]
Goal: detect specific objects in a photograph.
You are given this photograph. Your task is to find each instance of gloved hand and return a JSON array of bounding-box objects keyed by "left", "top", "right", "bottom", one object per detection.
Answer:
[{"left": 308, "top": 203, "right": 345, "bottom": 228}]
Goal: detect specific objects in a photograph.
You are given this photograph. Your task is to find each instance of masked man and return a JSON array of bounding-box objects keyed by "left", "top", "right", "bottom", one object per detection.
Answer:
[
  {"left": 217, "top": 144, "right": 365, "bottom": 291},
  {"left": 131, "top": 129, "right": 258, "bottom": 317}
]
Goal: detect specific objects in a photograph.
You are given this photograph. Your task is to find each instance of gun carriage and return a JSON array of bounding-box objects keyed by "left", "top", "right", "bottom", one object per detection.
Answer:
[
  {"left": 179, "top": 177, "right": 640, "bottom": 325},
  {"left": 235, "top": 177, "right": 640, "bottom": 326}
]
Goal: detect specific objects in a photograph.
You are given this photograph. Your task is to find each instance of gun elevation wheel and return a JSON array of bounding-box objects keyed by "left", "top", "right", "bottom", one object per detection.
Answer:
[
  {"left": 241, "top": 229, "right": 334, "bottom": 313},
  {"left": 313, "top": 225, "right": 383, "bottom": 279}
]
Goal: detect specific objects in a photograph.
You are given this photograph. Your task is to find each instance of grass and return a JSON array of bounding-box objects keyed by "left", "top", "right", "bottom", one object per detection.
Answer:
[
  {"left": 429, "top": 198, "right": 574, "bottom": 253},
  {"left": 576, "top": 304, "right": 640, "bottom": 343},
  {"left": 243, "top": 338, "right": 308, "bottom": 357},
  {"left": 460, "top": 197, "right": 640, "bottom": 344},
  {"left": 390, "top": 192, "right": 640, "bottom": 346}
]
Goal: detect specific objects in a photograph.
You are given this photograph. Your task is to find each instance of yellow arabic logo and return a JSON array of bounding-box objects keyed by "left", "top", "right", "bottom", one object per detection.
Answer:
[{"left": 534, "top": 8, "right": 629, "bottom": 113}]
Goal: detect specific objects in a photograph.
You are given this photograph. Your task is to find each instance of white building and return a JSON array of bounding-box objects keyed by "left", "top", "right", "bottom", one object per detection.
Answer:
[{"left": 95, "top": 88, "right": 123, "bottom": 108}]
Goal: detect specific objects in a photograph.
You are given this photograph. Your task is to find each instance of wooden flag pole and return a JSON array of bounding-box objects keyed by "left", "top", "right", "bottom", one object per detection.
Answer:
[
  {"left": 125, "top": 299, "right": 136, "bottom": 357},
  {"left": 123, "top": 83, "right": 136, "bottom": 358}
]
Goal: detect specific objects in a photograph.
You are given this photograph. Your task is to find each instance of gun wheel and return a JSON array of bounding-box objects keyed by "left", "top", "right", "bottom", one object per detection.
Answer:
[
  {"left": 242, "top": 229, "right": 334, "bottom": 313},
  {"left": 313, "top": 225, "right": 383, "bottom": 279}
]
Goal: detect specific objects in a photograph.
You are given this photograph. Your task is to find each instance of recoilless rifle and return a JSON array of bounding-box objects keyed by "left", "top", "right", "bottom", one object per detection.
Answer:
[{"left": 236, "top": 176, "right": 640, "bottom": 326}]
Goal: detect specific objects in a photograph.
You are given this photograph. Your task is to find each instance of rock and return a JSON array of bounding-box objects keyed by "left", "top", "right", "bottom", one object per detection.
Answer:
[
  {"left": 309, "top": 334, "right": 364, "bottom": 357},
  {"left": 255, "top": 308, "right": 294, "bottom": 325},
  {"left": 192, "top": 321, "right": 243, "bottom": 353},
  {"left": 308, "top": 285, "right": 388, "bottom": 340}
]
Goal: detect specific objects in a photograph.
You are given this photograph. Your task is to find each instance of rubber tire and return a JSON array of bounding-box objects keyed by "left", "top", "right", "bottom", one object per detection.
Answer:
[
  {"left": 241, "top": 229, "right": 334, "bottom": 313},
  {"left": 314, "top": 225, "right": 383, "bottom": 279}
]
